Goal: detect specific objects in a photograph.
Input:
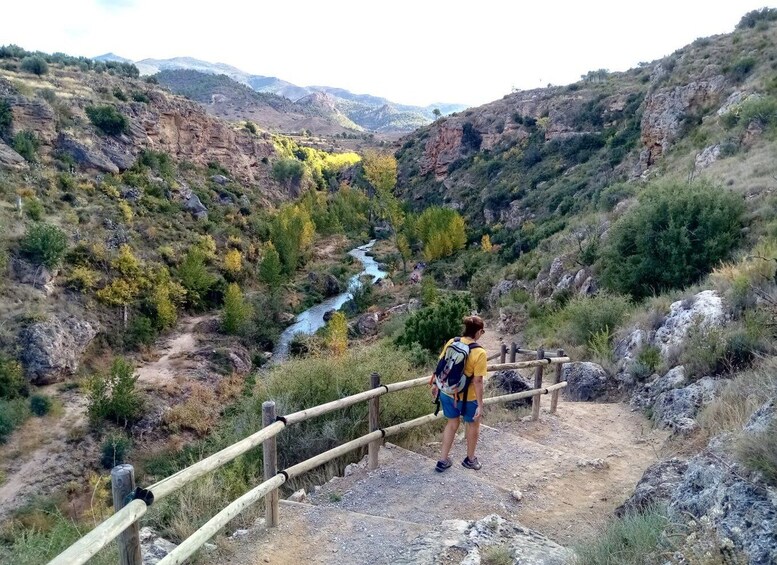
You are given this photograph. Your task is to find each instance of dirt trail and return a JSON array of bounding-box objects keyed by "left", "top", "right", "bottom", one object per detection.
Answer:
[
  {"left": 135, "top": 314, "right": 215, "bottom": 386},
  {"left": 0, "top": 315, "right": 215, "bottom": 521}
]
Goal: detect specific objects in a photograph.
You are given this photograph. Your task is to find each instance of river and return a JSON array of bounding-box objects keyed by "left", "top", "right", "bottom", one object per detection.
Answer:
[{"left": 273, "top": 240, "right": 387, "bottom": 358}]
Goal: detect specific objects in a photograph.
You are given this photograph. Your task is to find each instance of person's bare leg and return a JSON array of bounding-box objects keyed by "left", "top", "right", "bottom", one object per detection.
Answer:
[
  {"left": 440, "top": 418, "right": 460, "bottom": 461},
  {"left": 465, "top": 420, "right": 480, "bottom": 460}
]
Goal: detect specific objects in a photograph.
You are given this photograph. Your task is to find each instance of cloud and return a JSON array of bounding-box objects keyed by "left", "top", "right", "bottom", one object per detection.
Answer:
[{"left": 95, "top": 0, "right": 134, "bottom": 9}]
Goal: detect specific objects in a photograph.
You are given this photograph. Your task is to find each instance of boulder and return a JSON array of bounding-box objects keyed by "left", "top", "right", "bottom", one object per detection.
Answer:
[
  {"left": 651, "top": 376, "right": 721, "bottom": 434},
  {"left": 308, "top": 272, "right": 342, "bottom": 297},
  {"left": 139, "top": 527, "right": 178, "bottom": 565},
  {"left": 653, "top": 290, "right": 726, "bottom": 360},
  {"left": 20, "top": 315, "right": 99, "bottom": 384},
  {"left": 184, "top": 192, "right": 208, "bottom": 220},
  {"left": 323, "top": 309, "right": 337, "bottom": 322},
  {"left": 630, "top": 365, "right": 687, "bottom": 410},
  {"left": 374, "top": 276, "right": 394, "bottom": 289},
  {"left": 12, "top": 256, "right": 58, "bottom": 290},
  {"left": 562, "top": 362, "right": 612, "bottom": 401},
  {"left": 0, "top": 139, "right": 28, "bottom": 170},
  {"left": 615, "top": 458, "right": 689, "bottom": 517},
  {"left": 56, "top": 133, "right": 120, "bottom": 174},
  {"left": 490, "top": 370, "right": 532, "bottom": 409},
  {"left": 355, "top": 312, "right": 379, "bottom": 336},
  {"left": 210, "top": 174, "right": 229, "bottom": 185}
]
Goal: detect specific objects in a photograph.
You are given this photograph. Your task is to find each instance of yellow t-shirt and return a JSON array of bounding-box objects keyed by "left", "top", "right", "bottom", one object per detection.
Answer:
[{"left": 438, "top": 337, "right": 487, "bottom": 402}]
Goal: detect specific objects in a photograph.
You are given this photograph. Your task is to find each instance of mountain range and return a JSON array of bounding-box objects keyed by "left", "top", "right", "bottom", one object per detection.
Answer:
[{"left": 94, "top": 53, "right": 467, "bottom": 134}]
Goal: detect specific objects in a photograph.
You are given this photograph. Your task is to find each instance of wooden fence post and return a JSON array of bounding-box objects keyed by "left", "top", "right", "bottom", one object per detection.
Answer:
[
  {"left": 111, "top": 464, "right": 142, "bottom": 565},
  {"left": 500, "top": 343, "right": 507, "bottom": 364},
  {"left": 510, "top": 342, "right": 517, "bottom": 363},
  {"left": 368, "top": 373, "right": 381, "bottom": 470},
  {"left": 262, "top": 401, "right": 279, "bottom": 527},
  {"left": 531, "top": 348, "right": 545, "bottom": 421},
  {"left": 550, "top": 348, "right": 564, "bottom": 414}
]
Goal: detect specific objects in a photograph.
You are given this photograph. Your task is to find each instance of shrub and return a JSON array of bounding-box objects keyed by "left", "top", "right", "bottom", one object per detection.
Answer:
[
  {"left": 21, "top": 222, "right": 68, "bottom": 268},
  {"left": 24, "top": 197, "right": 44, "bottom": 220},
  {"left": 65, "top": 266, "right": 101, "bottom": 292},
  {"left": 100, "top": 434, "right": 131, "bottom": 469},
  {"left": 679, "top": 319, "right": 727, "bottom": 377},
  {"left": 736, "top": 420, "right": 777, "bottom": 485},
  {"left": 0, "top": 99, "right": 11, "bottom": 138},
  {"left": 20, "top": 56, "right": 48, "bottom": 76},
  {"left": 12, "top": 131, "right": 39, "bottom": 162},
  {"left": 562, "top": 294, "right": 631, "bottom": 346},
  {"left": 125, "top": 315, "right": 158, "bottom": 349},
  {"left": 738, "top": 7, "right": 777, "bottom": 29},
  {"left": 600, "top": 182, "right": 744, "bottom": 299},
  {"left": 0, "top": 398, "right": 29, "bottom": 443},
  {"left": 29, "top": 394, "right": 51, "bottom": 416},
  {"left": 396, "top": 293, "right": 472, "bottom": 352},
  {"left": 86, "top": 358, "right": 144, "bottom": 428},
  {"left": 0, "top": 355, "right": 26, "bottom": 399},
  {"left": 85, "top": 105, "right": 129, "bottom": 136},
  {"left": 636, "top": 345, "right": 662, "bottom": 373},
  {"left": 177, "top": 249, "right": 217, "bottom": 308}
]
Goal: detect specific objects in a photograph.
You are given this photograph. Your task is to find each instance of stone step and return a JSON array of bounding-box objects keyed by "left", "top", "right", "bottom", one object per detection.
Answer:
[
  {"left": 215, "top": 500, "right": 434, "bottom": 565},
  {"left": 306, "top": 443, "right": 522, "bottom": 525}
]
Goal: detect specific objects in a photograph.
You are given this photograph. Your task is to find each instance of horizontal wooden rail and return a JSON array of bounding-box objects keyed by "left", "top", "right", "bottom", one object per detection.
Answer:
[
  {"left": 283, "top": 387, "right": 387, "bottom": 426},
  {"left": 384, "top": 375, "right": 429, "bottom": 392},
  {"left": 156, "top": 474, "right": 286, "bottom": 565},
  {"left": 47, "top": 499, "right": 148, "bottom": 565},
  {"left": 486, "top": 351, "right": 501, "bottom": 361},
  {"left": 486, "top": 357, "right": 570, "bottom": 372},
  {"left": 483, "top": 381, "right": 567, "bottom": 406}
]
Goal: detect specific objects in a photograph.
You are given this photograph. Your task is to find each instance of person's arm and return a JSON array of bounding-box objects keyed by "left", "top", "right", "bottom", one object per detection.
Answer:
[{"left": 473, "top": 349, "right": 487, "bottom": 420}]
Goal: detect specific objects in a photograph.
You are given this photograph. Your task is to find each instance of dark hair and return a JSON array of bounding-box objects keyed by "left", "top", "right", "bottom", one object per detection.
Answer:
[{"left": 462, "top": 315, "right": 484, "bottom": 338}]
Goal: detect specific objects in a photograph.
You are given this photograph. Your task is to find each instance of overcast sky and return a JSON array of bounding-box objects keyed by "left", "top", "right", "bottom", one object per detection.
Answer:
[{"left": 2, "top": 1, "right": 776, "bottom": 107}]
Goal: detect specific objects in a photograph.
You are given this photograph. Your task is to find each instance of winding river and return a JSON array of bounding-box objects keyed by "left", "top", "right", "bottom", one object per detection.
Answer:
[{"left": 273, "top": 240, "right": 387, "bottom": 358}]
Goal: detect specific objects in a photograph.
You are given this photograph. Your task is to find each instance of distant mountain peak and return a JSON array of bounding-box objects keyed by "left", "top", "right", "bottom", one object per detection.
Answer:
[{"left": 93, "top": 52, "right": 133, "bottom": 63}]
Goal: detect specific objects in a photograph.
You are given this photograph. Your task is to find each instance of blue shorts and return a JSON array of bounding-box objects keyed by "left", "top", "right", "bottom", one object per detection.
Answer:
[{"left": 439, "top": 393, "right": 478, "bottom": 423}]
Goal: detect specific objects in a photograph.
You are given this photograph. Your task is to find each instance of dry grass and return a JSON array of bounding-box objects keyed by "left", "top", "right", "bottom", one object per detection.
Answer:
[
  {"left": 163, "top": 382, "right": 221, "bottom": 437},
  {"left": 697, "top": 357, "right": 777, "bottom": 437}
]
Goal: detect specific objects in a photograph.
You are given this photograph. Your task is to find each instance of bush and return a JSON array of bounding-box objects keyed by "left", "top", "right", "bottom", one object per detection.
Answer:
[
  {"left": 738, "top": 7, "right": 777, "bottom": 29},
  {"left": 0, "top": 398, "right": 29, "bottom": 443},
  {"left": 562, "top": 294, "right": 631, "bottom": 346},
  {"left": 29, "top": 394, "right": 52, "bottom": 416},
  {"left": 600, "top": 182, "right": 744, "bottom": 299},
  {"left": 85, "top": 105, "right": 129, "bottom": 136},
  {"left": 24, "top": 197, "right": 44, "bottom": 220},
  {"left": 0, "top": 99, "right": 11, "bottom": 139},
  {"left": 20, "top": 56, "right": 48, "bottom": 76},
  {"left": 86, "top": 358, "right": 144, "bottom": 428},
  {"left": 396, "top": 293, "right": 472, "bottom": 352},
  {"left": 125, "top": 315, "right": 158, "bottom": 349},
  {"left": 12, "top": 131, "right": 39, "bottom": 162},
  {"left": 21, "top": 222, "right": 68, "bottom": 268},
  {"left": 100, "top": 434, "right": 131, "bottom": 469},
  {"left": 736, "top": 420, "right": 777, "bottom": 485},
  {"left": 0, "top": 355, "right": 26, "bottom": 400},
  {"left": 222, "top": 283, "right": 251, "bottom": 335}
]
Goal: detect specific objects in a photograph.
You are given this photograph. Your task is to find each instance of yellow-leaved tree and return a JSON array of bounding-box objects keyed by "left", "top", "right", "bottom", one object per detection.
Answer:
[
  {"left": 96, "top": 245, "right": 147, "bottom": 327},
  {"left": 224, "top": 248, "right": 243, "bottom": 279},
  {"left": 326, "top": 311, "right": 348, "bottom": 356},
  {"left": 362, "top": 150, "right": 408, "bottom": 271},
  {"left": 481, "top": 234, "right": 493, "bottom": 253},
  {"left": 271, "top": 203, "right": 315, "bottom": 275},
  {"left": 417, "top": 207, "right": 467, "bottom": 261}
]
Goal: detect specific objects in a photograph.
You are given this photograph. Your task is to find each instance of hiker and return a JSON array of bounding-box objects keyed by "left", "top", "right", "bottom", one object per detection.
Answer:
[{"left": 431, "top": 315, "right": 487, "bottom": 472}]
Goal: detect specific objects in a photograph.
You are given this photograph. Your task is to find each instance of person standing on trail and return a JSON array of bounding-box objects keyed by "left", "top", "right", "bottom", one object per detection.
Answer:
[{"left": 431, "top": 315, "right": 487, "bottom": 472}]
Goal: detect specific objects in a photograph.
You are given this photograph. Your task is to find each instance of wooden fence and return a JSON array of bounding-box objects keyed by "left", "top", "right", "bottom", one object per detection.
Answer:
[{"left": 49, "top": 344, "right": 567, "bottom": 565}]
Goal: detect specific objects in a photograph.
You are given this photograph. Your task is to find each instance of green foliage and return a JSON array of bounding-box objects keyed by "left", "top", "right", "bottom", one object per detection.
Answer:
[
  {"left": 562, "top": 294, "right": 631, "bottom": 347},
  {"left": 20, "top": 55, "right": 48, "bottom": 76},
  {"left": 421, "top": 275, "right": 438, "bottom": 306},
  {"left": 125, "top": 315, "right": 158, "bottom": 349},
  {"left": 726, "top": 57, "right": 757, "bottom": 83},
  {"left": 636, "top": 345, "right": 662, "bottom": 373},
  {"left": 600, "top": 182, "right": 745, "bottom": 299},
  {"left": 222, "top": 283, "right": 252, "bottom": 335},
  {"left": 0, "top": 355, "right": 26, "bottom": 400},
  {"left": 259, "top": 243, "right": 283, "bottom": 290},
  {"left": 270, "top": 204, "right": 315, "bottom": 275},
  {"left": 417, "top": 206, "right": 467, "bottom": 261},
  {"left": 271, "top": 157, "right": 306, "bottom": 186},
  {"left": 177, "top": 249, "right": 217, "bottom": 308},
  {"left": 679, "top": 319, "right": 727, "bottom": 377},
  {"left": 29, "top": 394, "right": 51, "bottom": 417},
  {"left": 21, "top": 222, "right": 68, "bottom": 269},
  {"left": 100, "top": 434, "right": 131, "bottom": 469},
  {"left": 725, "top": 96, "right": 777, "bottom": 131},
  {"left": 738, "top": 7, "right": 777, "bottom": 29},
  {"left": 12, "top": 130, "right": 38, "bottom": 162},
  {"left": 0, "top": 99, "right": 12, "bottom": 139},
  {"left": 461, "top": 122, "right": 482, "bottom": 151},
  {"left": 0, "top": 398, "right": 29, "bottom": 443},
  {"left": 85, "top": 105, "right": 129, "bottom": 136},
  {"left": 24, "top": 197, "right": 44, "bottom": 220},
  {"left": 397, "top": 293, "right": 472, "bottom": 352},
  {"left": 86, "top": 358, "right": 144, "bottom": 428},
  {"left": 574, "top": 507, "right": 670, "bottom": 565}
]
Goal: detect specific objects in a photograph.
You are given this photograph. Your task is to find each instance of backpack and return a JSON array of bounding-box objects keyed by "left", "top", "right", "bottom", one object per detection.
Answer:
[{"left": 432, "top": 338, "right": 481, "bottom": 415}]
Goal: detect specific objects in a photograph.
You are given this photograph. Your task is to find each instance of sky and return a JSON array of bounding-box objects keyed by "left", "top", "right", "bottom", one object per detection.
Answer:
[{"left": 2, "top": 1, "right": 777, "bottom": 107}]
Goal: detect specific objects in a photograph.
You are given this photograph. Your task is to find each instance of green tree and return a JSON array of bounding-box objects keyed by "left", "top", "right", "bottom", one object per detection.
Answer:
[
  {"left": 177, "top": 248, "right": 216, "bottom": 308},
  {"left": 21, "top": 222, "right": 68, "bottom": 268},
  {"left": 20, "top": 56, "right": 48, "bottom": 76},
  {"left": 87, "top": 358, "right": 144, "bottom": 428},
  {"left": 259, "top": 242, "right": 283, "bottom": 291},
  {"left": 0, "top": 355, "right": 26, "bottom": 400},
  {"left": 417, "top": 207, "right": 467, "bottom": 261},
  {"left": 0, "top": 99, "right": 11, "bottom": 139},
  {"left": 363, "top": 150, "right": 407, "bottom": 270},
  {"left": 85, "top": 105, "right": 129, "bottom": 136},
  {"left": 270, "top": 204, "right": 315, "bottom": 275},
  {"left": 600, "top": 181, "right": 745, "bottom": 299},
  {"left": 397, "top": 294, "right": 472, "bottom": 352},
  {"left": 222, "top": 283, "right": 251, "bottom": 335},
  {"left": 433, "top": 108, "right": 441, "bottom": 119}
]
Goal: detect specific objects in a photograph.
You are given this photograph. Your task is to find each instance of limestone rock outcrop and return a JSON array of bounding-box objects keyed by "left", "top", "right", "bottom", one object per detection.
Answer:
[{"left": 20, "top": 315, "right": 99, "bottom": 384}]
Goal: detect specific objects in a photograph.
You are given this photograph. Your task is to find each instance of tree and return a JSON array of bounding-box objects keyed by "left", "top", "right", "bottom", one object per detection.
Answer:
[
  {"left": 21, "top": 222, "right": 68, "bottom": 268},
  {"left": 222, "top": 283, "right": 251, "bottom": 335},
  {"left": 433, "top": 108, "right": 441, "bottom": 119},
  {"left": 85, "top": 105, "right": 129, "bottom": 136},
  {"left": 600, "top": 181, "right": 745, "bottom": 299},
  {"left": 481, "top": 234, "right": 493, "bottom": 253},
  {"left": 363, "top": 150, "right": 407, "bottom": 270},
  {"left": 20, "top": 56, "right": 48, "bottom": 76},
  {"left": 270, "top": 204, "right": 315, "bottom": 275},
  {"left": 416, "top": 207, "right": 467, "bottom": 261},
  {"left": 87, "top": 358, "right": 144, "bottom": 428},
  {"left": 177, "top": 249, "right": 216, "bottom": 308},
  {"left": 223, "top": 249, "right": 242, "bottom": 279},
  {"left": 326, "top": 311, "right": 348, "bottom": 356},
  {"left": 0, "top": 100, "right": 11, "bottom": 139},
  {"left": 259, "top": 242, "right": 283, "bottom": 291},
  {"left": 397, "top": 294, "right": 472, "bottom": 352}
]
